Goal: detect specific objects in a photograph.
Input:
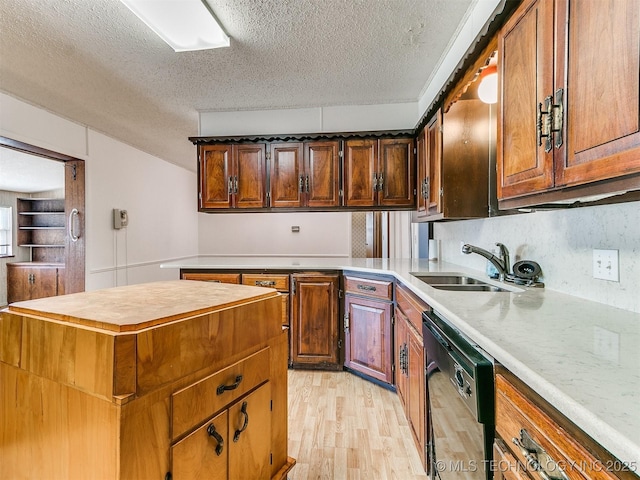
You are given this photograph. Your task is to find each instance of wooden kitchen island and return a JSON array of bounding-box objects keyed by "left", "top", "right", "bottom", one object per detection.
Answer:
[{"left": 0, "top": 280, "right": 295, "bottom": 480}]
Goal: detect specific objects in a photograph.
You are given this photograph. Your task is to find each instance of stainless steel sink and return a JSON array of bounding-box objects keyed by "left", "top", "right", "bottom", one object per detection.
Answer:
[
  {"left": 411, "top": 273, "right": 517, "bottom": 293},
  {"left": 428, "top": 284, "right": 511, "bottom": 292},
  {"left": 412, "top": 275, "right": 487, "bottom": 285}
]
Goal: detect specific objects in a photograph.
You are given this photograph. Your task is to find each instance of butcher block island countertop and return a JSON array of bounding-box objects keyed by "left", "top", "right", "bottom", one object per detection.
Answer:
[{"left": 0, "top": 280, "right": 295, "bottom": 480}]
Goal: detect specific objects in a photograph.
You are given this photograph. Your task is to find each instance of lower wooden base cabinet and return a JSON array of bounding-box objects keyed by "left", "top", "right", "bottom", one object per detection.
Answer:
[
  {"left": 394, "top": 283, "right": 428, "bottom": 470},
  {"left": 172, "top": 382, "right": 272, "bottom": 480},
  {"left": 290, "top": 273, "right": 340, "bottom": 369},
  {"left": 6, "top": 262, "right": 65, "bottom": 303},
  {"left": 343, "top": 274, "right": 394, "bottom": 384},
  {"left": 495, "top": 369, "right": 638, "bottom": 480}
]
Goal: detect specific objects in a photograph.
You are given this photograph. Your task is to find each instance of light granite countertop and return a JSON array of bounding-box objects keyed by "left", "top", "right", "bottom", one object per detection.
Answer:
[{"left": 161, "top": 256, "right": 640, "bottom": 469}]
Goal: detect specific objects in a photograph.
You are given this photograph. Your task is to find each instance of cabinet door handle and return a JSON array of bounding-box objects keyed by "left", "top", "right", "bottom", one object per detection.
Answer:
[
  {"left": 305, "top": 174, "right": 310, "bottom": 193},
  {"left": 299, "top": 175, "right": 305, "bottom": 192},
  {"left": 512, "top": 429, "right": 569, "bottom": 480},
  {"left": 255, "top": 280, "right": 276, "bottom": 287},
  {"left": 68, "top": 208, "right": 80, "bottom": 242},
  {"left": 373, "top": 173, "right": 378, "bottom": 191},
  {"left": 377, "top": 172, "right": 383, "bottom": 191},
  {"left": 537, "top": 96, "right": 553, "bottom": 153},
  {"left": 228, "top": 177, "right": 234, "bottom": 194},
  {"left": 233, "top": 401, "right": 249, "bottom": 442},
  {"left": 424, "top": 177, "right": 430, "bottom": 200},
  {"left": 206, "top": 424, "right": 224, "bottom": 456},
  {"left": 216, "top": 375, "right": 243, "bottom": 395},
  {"left": 234, "top": 176, "right": 239, "bottom": 194}
]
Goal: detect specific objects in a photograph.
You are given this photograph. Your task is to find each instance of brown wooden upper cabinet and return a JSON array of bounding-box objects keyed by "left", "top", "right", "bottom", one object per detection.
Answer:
[
  {"left": 199, "top": 144, "right": 266, "bottom": 209},
  {"left": 498, "top": 0, "right": 640, "bottom": 208},
  {"left": 270, "top": 141, "right": 340, "bottom": 208},
  {"left": 344, "top": 138, "right": 415, "bottom": 208},
  {"left": 415, "top": 112, "right": 443, "bottom": 219}
]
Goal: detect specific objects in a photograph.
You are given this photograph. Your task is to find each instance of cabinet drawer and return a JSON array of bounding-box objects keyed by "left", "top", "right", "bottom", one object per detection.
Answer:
[
  {"left": 171, "top": 347, "right": 270, "bottom": 439},
  {"left": 495, "top": 374, "right": 619, "bottom": 480},
  {"left": 181, "top": 272, "right": 241, "bottom": 284},
  {"left": 242, "top": 274, "right": 289, "bottom": 291},
  {"left": 395, "top": 283, "right": 427, "bottom": 333},
  {"left": 344, "top": 275, "right": 393, "bottom": 300}
]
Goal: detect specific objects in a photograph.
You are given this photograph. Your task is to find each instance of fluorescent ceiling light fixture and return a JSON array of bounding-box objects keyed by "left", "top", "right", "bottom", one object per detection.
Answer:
[{"left": 120, "top": 0, "right": 230, "bottom": 52}]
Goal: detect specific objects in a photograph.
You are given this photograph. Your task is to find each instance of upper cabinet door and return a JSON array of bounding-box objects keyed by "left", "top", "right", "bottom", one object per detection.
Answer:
[
  {"left": 200, "top": 144, "right": 233, "bottom": 209},
  {"left": 378, "top": 138, "right": 414, "bottom": 207},
  {"left": 497, "top": 0, "right": 555, "bottom": 200},
  {"left": 270, "top": 143, "right": 304, "bottom": 208},
  {"left": 234, "top": 144, "right": 266, "bottom": 208},
  {"left": 415, "top": 128, "right": 428, "bottom": 218},
  {"left": 556, "top": 0, "right": 640, "bottom": 187},
  {"left": 344, "top": 139, "right": 378, "bottom": 206},
  {"left": 305, "top": 141, "right": 340, "bottom": 208},
  {"left": 425, "top": 113, "right": 442, "bottom": 216}
]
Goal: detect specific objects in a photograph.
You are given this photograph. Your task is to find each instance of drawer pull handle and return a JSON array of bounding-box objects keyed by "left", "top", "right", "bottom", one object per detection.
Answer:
[
  {"left": 206, "top": 424, "right": 224, "bottom": 455},
  {"left": 255, "top": 280, "right": 276, "bottom": 287},
  {"left": 512, "top": 429, "right": 569, "bottom": 480},
  {"left": 216, "top": 375, "right": 243, "bottom": 395},
  {"left": 357, "top": 284, "right": 376, "bottom": 292},
  {"left": 233, "top": 401, "right": 249, "bottom": 442}
]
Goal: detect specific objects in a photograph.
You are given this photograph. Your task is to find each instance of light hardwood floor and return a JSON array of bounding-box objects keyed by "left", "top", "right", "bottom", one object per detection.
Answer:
[{"left": 287, "top": 370, "right": 429, "bottom": 480}]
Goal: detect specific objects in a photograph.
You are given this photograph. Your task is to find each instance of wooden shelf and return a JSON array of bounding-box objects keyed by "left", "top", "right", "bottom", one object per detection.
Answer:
[{"left": 17, "top": 197, "right": 65, "bottom": 263}]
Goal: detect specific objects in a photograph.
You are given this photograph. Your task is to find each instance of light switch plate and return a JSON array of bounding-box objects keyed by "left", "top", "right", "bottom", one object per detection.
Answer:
[{"left": 593, "top": 249, "right": 619, "bottom": 281}]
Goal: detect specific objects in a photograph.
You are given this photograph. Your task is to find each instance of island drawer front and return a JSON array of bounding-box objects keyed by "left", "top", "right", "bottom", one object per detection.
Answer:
[
  {"left": 171, "top": 347, "right": 270, "bottom": 439},
  {"left": 242, "top": 274, "right": 289, "bottom": 291},
  {"left": 495, "top": 374, "right": 618, "bottom": 480},
  {"left": 181, "top": 272, "right": 241, "bottom": 284},
  {"left": 344, "top": 276, "right": 393, "bottom": 300}
]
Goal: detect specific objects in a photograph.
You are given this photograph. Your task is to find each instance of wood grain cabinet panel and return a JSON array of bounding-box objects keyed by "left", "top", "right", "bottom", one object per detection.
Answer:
[
  {"left": 290, "top": 273, "right": 340, "bottom": 368},
  {"left": 343, "top": 294, "right": 393, "bottom": 383},
  {"left": 270, "top": 143, "right": 304, "bottom": 208},
  {"left": 304, "top": 140, "right": 340, "bottom": 208},
  {"left": 498, "top": 0, "right": 640, "bottom": 207},
  {"left": 343, "top": 274, "right": 394, "bottom": 384},
  {"left": 344, "top": 137, "right": 415, "bottom": 208},
  {"left": 394, "top": 283, "right": 428, "bottom": 469},
  {"left": 181, "top": 272, "right": 241, "bottom": 284},
  {"left": 7, "top": 263, "right": 63, "bottom": 303},
  {"left": 270, "top": 141, "right": 340, "bottom": 208},
  {"left": 199, "top": 144, "right": 266, "bottom": 210}
]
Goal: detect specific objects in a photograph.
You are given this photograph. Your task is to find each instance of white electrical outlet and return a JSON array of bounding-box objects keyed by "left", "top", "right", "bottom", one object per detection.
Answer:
[{"left": 593, "top": 249, "right": 619, "bottom": 281}]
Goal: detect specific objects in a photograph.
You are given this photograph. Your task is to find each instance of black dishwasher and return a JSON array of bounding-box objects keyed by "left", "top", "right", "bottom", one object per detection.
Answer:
[{"left": 422, "top": 310, "right": 494, "bottom": 480}]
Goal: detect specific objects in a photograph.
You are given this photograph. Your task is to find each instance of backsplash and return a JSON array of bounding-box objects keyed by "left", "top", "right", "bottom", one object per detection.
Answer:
[{"left": 433, "top": 201, "right": 640, "bottom": 313}]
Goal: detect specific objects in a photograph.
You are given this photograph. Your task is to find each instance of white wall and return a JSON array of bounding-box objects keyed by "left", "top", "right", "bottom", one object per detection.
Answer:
[
  {"left": 434, "top": 202, "right": 640, "bottom": 313},
  {"left": 0, "top": 92, "right": 198, "bottom": 291},
  {"left": 199, "top": 211, "right": 351, "bottom": 257}
]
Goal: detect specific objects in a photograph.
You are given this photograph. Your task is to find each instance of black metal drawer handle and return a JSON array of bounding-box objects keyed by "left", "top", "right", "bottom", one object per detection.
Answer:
[
  {"left": 216, "top": 375, "right": 243, "bottom": 395},
  {"left": 233, "top": 401, "right": 249, "bottom": 442},
  {"left": 206, "top": 423, "right": 224, "bottom": 455},
  {"left": 255, "top": 280, "right": 276, "bottom": 287},
  {"left": 357, "top": 284, "right": 376, "bottom": 292}
]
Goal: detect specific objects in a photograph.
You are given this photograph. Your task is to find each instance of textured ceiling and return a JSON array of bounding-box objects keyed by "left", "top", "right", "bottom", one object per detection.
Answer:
[{"left": 0, "top": 0, "right": 474, "bottom": 172}]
